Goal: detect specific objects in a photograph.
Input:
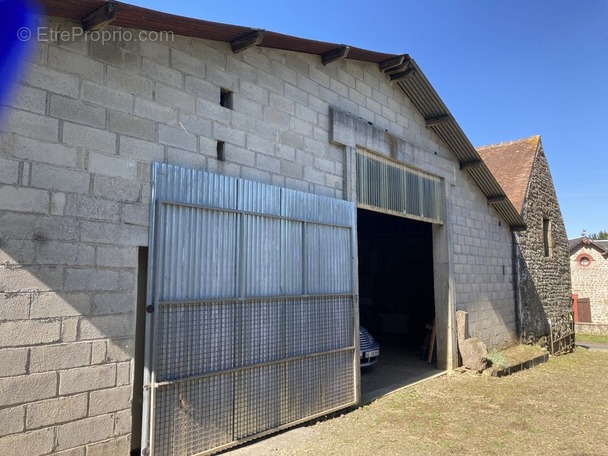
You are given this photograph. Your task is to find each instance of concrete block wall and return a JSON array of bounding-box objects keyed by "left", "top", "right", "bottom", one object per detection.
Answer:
[
  {"left": 1, "top": 15, "right": 516, "bottom": 454},
  {"left": 450, "top": 179, "right": 517, "bottom": 348}
]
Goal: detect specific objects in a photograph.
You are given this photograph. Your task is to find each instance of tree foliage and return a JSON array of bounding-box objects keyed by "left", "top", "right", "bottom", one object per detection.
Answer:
[{"left": 589, "top": 230, "right": 608, "bottom": 240}]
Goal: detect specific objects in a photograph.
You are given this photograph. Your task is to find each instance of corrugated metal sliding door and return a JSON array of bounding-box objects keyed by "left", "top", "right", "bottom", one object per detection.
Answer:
[{"left": 142, "top": 163, "right": 357, "bottom": 456}]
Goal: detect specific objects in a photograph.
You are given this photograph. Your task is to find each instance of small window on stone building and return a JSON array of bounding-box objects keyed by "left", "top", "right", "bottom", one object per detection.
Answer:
[
  {"left": 543, "top": 218, "right": 552, "bottom": 257},
  {"left": 220, "top": 88, "right": 233, "bottom": 109}
]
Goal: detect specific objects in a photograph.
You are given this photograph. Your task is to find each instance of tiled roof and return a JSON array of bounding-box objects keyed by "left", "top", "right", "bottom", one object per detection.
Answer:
[{"left": 476, "top": 136, "right": 541, "bottom": 214}]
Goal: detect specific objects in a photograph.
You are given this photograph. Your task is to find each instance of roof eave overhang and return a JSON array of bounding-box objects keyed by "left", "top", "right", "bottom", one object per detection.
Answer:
[
  {"left": 380, "top": 59, "right": 526, "bottom": 230},
  {"left": 39, "top": 0, "right": 398, "bottom": 63}
]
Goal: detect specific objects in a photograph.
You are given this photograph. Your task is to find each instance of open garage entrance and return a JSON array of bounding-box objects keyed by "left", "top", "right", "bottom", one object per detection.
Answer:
[{"left": 357, "top": 208, "right": 442, "bottom": 397}]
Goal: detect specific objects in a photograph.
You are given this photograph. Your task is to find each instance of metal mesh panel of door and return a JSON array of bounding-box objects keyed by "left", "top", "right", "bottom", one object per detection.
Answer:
[{"left": 143, "top": 163, "right": 357, "bottom": 455}]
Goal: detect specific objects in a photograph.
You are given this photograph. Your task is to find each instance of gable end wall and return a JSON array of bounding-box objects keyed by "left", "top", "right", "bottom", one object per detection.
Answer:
[
  {"left": 515, "top": 148, "right": 571, "bottom": 342},
  {"left": 571, "top": 246, "right": 608, "bottom": 323},
  {"left": 0, "top": 16, "right": 516, "bottom": 454}
]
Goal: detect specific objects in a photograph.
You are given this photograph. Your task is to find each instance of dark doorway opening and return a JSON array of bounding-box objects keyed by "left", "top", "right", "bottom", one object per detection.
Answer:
[{"left": 357, "top": 208, "right": 438, "bottom": 396}]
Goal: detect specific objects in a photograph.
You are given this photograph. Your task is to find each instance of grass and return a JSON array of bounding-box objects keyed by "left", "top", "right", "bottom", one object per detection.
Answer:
[
  {"left": 576, "top": 333, "right": 608, "bottom": 344},
  {"left": 486, "top": 350, "right": 508, "bottom": 370},
  {"left": 229, "top": 348, "right": 608, "bottom": 456}
]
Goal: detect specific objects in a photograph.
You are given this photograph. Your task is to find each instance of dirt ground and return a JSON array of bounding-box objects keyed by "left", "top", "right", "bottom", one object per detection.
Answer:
[{"left": 225, "top": 347, "right": 608, "bottom": 455}]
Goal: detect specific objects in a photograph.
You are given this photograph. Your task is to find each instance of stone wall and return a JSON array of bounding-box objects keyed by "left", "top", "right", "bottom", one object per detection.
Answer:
[
  {"left": 575, "top": 322, "right": 608, "bottom": 336},
  {"left": 0, "top": 16, "right": 516, "bottom": 454},
  {"left": 515, "top": 148, "right": 571, "bottom": 343},
  {"left": 571, "top": 245, "right": 608, "bottom": 323}
]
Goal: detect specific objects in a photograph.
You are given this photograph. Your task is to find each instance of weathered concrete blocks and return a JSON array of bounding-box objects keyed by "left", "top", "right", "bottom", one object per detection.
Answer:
[
  {"left": 89, "top": 385, "right": 131, "bottom": 416},
  {"left": 0, "top": 157, "right": 18, "bottom": 185},
  {"left": 64, "top": 194, "right": 121, "bottom": 221},
  {"left": 0, "top": 428, "right": 55, "bottom": 456},
  {"left": 118, "top": 136, "right": 165, "bottom": 162},
  {"left": 0, "top": 372, "right": 57, "bottom": 407},
  {"left": 63, "top": 123, "right": 116, "bottom": 154},
  {"left": 0, "top": 406, "right": 25, "bottom": 437},
  {"left": 86, "top": 435, "right": 131, "bottom": 456},
  {"left": 31, "top": 164, "right": 91, "bottom": 194},
  {"left": 142, "top": 58, "right": 182, "bottom": 87},
  {"left": 48, "top": 46, "right": 104, "bottom": 83},
  {"left": 0, "top": 320, "right": 61, "bottom": 348},
  {"left": 23, "top": 64, "right": 79, "bottom": 98},
  {"left": 0, "top": 348, "right": 28, "bottom": 377},
  {"left": 64, "top": 268, "right": 133, "bottom": 292},
  {"left": 6, "top": 84, "right": 47, "bottom": 115},
  {"left": 88, "top": 152, "right": 138, "bottom": 180},
  {"left": 58, "top": 364, "right": 116, "bottom": 395},
  {"left": 93, "top": 175, "right": 141, "bottom": 203},
  {"left": 55, "top": 415, "right": 114, "bottom": 451},
  {"left": 109, "top": 112, "right": 158, "bottom": 142},
  {"left": 0, "top": 293, "right": 30, "bottom": 320},
  {"left": 158, "top": 124, "right": 197, "bottom": 151},
  {"left": 3, "top": 110, "right": 59, "bottom": 142},
  {"left": 30, "top": 292, "right": 90, "bottom": 319},
  {"left": 30, "top": 342, "right": 92, "bottom": 372},
  {"left": 107, "top": 66, "right": 153, "bottom": 99},
  {"left": 50, "top": 95, "right": 106, "bottom": 129},
  {"left": 79, "top": 314, "right": 133, "bottom": 340},
  {"left": 155, "top": 83, "right": 195, "bottom": 112},
  {"left": 25, "top": 394, "right": 88, "bottom": 429}
]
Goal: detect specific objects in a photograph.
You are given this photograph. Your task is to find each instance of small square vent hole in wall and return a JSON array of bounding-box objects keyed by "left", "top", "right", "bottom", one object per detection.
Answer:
[
  {"left": 216, "top": 141, "right": 225, "bottom": 161},
  {"left": 220, "top": 88, "right": 233, "bottom": 109}
]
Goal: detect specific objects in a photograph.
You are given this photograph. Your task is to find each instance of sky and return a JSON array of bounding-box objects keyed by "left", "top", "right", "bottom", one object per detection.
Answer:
[{"left": 130, "top": 1, "right": 606, "bottom": 238}]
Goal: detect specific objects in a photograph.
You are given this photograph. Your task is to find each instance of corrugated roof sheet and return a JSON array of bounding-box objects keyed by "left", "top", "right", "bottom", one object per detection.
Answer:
[
  {"left": 37, "top": 0, "right": 525, "bottom": 229},
  {"left": 476, "top": 136, "right": 541, "bottom": 215},
  {"left": 386, "top": 60, "right": 526, "bottom": 229}
]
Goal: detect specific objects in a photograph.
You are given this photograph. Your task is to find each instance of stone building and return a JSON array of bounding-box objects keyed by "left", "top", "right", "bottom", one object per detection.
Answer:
[
  {"left": 0, "top": 1, "right": 527, "bottom": 454},
  {"left": 477, "top": 136, "right": 571, "bottom": 344},
  {"left": 569, "top": 235, "right": 608, "bottom": 324}
]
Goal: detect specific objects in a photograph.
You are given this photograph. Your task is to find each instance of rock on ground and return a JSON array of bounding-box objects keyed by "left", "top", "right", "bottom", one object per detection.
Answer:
[{"left": 459, "top": 337, "right": 488, "bottom": 372}]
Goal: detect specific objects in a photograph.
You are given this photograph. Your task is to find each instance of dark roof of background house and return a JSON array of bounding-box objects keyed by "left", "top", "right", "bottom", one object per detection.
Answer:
[
  {"left": 476, "top": 136, "right": 541, "bottom": 215},
  {"left": 569, "top": 237, "right": 608, "bottom": 255},
  {"left": 569, "top": 238, "right": 582, "bottom": 250},
  {"left": 37, "top": 0, "right": 526, "bottom": 230}
]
